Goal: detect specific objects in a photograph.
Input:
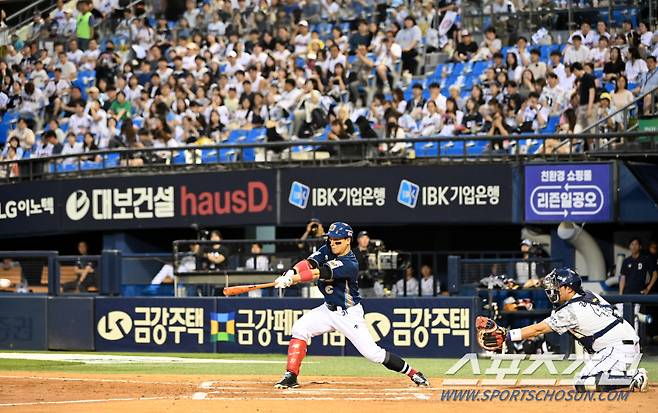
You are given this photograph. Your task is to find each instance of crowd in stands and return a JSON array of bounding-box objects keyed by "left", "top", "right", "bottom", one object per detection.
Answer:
[{"left": 0, "top": 0, "right": 657, "bottom": 172}]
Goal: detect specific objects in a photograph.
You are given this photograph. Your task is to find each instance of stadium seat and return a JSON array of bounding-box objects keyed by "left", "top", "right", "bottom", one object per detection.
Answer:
[
  {"left": 104, "top": 153, "right": 120, "bottom": 167},
  {"left": 171, "top": 151, "right": 186, "bottom": 165},
  {"left": 543, "top": 116, "right": 560, "bottom": 134},
  {"left": 414, "top": 141, "right": 438, "bottom": 157}
]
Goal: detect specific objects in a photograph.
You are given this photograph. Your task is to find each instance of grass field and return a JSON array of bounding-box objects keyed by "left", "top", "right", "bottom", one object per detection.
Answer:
[{"left": 1, "top": 351, "right": 657, "bottom": 379}]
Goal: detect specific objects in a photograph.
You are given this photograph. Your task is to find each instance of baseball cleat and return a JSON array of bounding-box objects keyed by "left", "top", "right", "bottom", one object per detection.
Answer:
[
  {"left": 274, "top": 371, "right": 300, "bottom": 389},
  {"left": 629, "top": 368, "right": 648, "bottom": 392},
  {"left": 410, "top": 371, "right": 430, "bottom": 387}
]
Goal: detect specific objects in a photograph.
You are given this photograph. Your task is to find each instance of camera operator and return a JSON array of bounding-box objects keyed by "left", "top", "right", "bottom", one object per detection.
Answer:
[
  {"left": 515, "top": 239, "right": 548, "bottom": 284},
  {"left": 353, "top": 231, "right": 376, "bottom": 297},
  {"left": 297, "top": 218, "right": 325, "bottom": 254},
  {"left": 203, "top": 230, "right": 230, "bottom": 271}
]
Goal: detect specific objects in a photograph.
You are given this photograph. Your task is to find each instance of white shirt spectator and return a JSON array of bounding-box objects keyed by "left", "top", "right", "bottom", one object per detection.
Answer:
[
  {"left": 563, "top": 44, "right": 591, "bottom": 65},
  {"left": 560, "top": 72, "right": 576, "bottom": 92},
  {"left": 67, "top": 49, "right": 84, "bottom": 65},
  {"left": 208, "top": 20, "right": 226, "bottom": 36},
  {"left": 57, "top": 60, "right": 77, "bottom": 81},
  {"left": 323, "top": 53, "right": 347, "bottom": 74},
  {"left": 61, "top": 141, "right": 83, "bottom": 158},
  {"left": 625, "top": 59, "right": 648, "bottom": 83},
  {"left": 392, "top": 276, "right": 419, "bottom": 297},
  {"left": 68, "top": 112, "right": 93, "bottom": 135},
  {"left": 395, "top": 25, "right": 422, "bottom": 51},
  {"left": 541, "top": 84, "right": 569, "bottom": 115},
  {"left": 30, "top": 68, "right": 49, "bottom": 89},
  {"left": 294, "top": 32, "right": 312, "bottom": 56},
  {"left": 569, "top": 30, "right": 597, "bottom": 48},
  {"left": 420, "top": 275, "right": 440, "bottom": 296},
  {"left": 20, "top": 89, "right": 47, "bottom": 114}
]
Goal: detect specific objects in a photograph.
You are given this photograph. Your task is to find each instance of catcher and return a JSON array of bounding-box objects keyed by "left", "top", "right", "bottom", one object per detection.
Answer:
[{"left": 476, "top": 267, "right": 648, "bottom": 392}]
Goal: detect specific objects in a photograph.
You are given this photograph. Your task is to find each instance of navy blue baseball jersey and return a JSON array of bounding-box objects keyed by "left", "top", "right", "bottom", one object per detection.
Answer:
[{"left": 307, "top": 244, "right": 361, "bottom": 308}]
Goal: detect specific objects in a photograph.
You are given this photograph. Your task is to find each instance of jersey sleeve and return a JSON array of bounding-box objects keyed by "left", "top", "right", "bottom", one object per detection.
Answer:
[
  {"left": 543, "top": 305, "right": 578, "bottom": 335},
  {"left": 307, "top": 244, "right": 329, "bottom": 267},
  {"left": 323, "top": 256, "right": 358, "bottom": 280}
]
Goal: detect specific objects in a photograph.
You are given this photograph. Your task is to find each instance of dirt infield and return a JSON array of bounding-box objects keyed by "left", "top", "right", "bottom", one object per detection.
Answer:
[{"left": 0, "top": 372, "right": 655, "bottom": 412}]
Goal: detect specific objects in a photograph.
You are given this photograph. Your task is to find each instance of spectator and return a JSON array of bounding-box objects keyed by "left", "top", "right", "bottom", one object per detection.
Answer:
[
  {"left": 636, "top": 56, "right": 658, "bottom": 115},
  {"left": 603, "top": 46, "right": 625, "bottom": 81},
  {"left": 453, "top": 30, "right": 477, "bottom": 62},
  {"left": 541, "top": 72, "right": 569, "bottom": 116},
  {"left": 569, "top": 21, "right": 597, "bottom": 48},
  {"left": 63, "top": 241, "right": 96, "bottom": 292},
  {"left": 148, "top": 243, "right": 200, "bottom": 290},
  {"left": 620, "top": 238, "right": 656, "bottom": 295},
  {"left": 393, "top": 265, "right": 419, "bottom": 297},
  {"left": 515, "top": 239, "right": 541, "bottom": 283},
  {"left": 610, "top": 75, "right": 633, "bottom": 130},
  {"left": 624, "top": 47, "right": 648, "bottom": 84},
  {"left": 420, "top": 264, "right": 439, "bottom": 297},
  {"left": 245, "top": 242, "right": 270, "bottom": 297},
  {"left": 563, "top": 35, "right": 590, "bottom": 65},
  {"left": 527, "top": 49, "right": 547, "bottom": 81},
  {"left": 573, "top": 62, "right": 596, "bottom": 131},
  {"left": 395, "top": 16, "right": 421, "bottom": 75},
  {"left": 8, "top": 118, "right": 35, "bottom": 149},
  {"left": 61, "top": 132, "right": 83, "bottom": 161},
  {"left": 203, "top": 230, "right": 230, "bottom": 271},
  {"left": 473, "top": 27, "right": 502, "bottom": 61},
  {"left": 75, "top": 0, "right": 95, "bottom": 50}
]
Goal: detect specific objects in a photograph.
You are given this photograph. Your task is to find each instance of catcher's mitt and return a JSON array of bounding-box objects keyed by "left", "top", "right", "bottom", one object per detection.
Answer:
[{"left": 476, "top": 316, "right": 507, "bottom": 351}]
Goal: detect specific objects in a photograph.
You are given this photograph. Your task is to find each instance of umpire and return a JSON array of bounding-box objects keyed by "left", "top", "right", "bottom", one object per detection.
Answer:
[{"left": 353, "top": 231, "right": 375, "bottom": 297}]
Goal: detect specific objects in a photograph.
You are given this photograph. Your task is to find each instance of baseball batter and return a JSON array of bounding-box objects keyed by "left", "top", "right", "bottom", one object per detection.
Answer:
[
  {"left": 477, "top": 268, "right": 648, "bottom": 392},
  {"left": 272, "top": 221, "right": 430, "bottom": 389}
]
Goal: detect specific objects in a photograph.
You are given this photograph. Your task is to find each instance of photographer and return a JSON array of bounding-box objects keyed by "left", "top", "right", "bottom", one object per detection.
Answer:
[
  {"left": 203, "top": 230, "right": 230, "bottom": 271},
  {"left": 353, "top": 231, "right": 376, "bottom": 297},
  {"left": 297, "top": 218, "right": 325, "bottom": 254},
  {"left": 515, "top": 239, "right": 548, "bottom": 284}
]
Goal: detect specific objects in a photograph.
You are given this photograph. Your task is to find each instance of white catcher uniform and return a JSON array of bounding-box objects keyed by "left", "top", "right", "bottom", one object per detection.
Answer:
[{"left": 545, "top": 290, "right": 640, "bottom": 380}]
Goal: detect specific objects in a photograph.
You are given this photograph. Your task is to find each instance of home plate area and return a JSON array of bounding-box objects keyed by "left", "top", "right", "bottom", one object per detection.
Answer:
[{"left": 194, "top": 377, "right": 435, "bottom": 401}]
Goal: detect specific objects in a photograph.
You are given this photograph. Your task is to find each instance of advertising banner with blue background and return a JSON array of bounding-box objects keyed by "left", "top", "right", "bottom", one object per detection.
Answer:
[
  {"left": 525, "top": 163, "right": 612, "bottom": 223},
  {"left": 215, "top": 297, "right": 477, "bottom": 358},
  {"left": 281, "top": 165, "right": 514, "bottom": 224},
  {"left": 95, "top": 297, "right": 216, "bottom": 352}
]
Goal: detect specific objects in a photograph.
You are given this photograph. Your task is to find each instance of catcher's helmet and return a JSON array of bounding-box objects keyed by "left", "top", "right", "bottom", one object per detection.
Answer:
[
  {"left": 543, "top": 267, "right": 583, "bottom": 304},
  {"left": 326, "top": 222, "right": 353, "bottom": 239}
]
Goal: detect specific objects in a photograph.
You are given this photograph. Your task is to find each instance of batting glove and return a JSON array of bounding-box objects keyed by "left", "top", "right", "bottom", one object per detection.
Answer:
[{"left": 274, "top": 270, "right": 294, "bottom": 289}]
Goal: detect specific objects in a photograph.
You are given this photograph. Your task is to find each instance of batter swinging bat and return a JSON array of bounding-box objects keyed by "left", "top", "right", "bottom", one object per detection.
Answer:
[{"left": 223, "top": 282, "right": 276, "bottom": 296}]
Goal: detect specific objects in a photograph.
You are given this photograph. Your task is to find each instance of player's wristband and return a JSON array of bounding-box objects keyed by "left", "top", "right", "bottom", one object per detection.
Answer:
[
  {"left": 294, "top": 260, "right": 314, "bottom": 282},
  {"left": 507, "top": 328, "right": 523, "bottom": 342}
]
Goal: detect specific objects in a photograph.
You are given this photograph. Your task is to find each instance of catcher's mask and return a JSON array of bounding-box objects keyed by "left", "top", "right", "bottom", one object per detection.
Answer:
[
  {"left": 543, "top": 267, "right": 583, "bottom": 304},
  {"left": 542, "top": 272, "right": 561, "bottom": 304}
]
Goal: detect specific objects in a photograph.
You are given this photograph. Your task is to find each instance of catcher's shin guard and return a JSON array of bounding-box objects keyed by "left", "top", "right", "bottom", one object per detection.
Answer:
[{"left": 285, "top": 338, "right": 307, "bottom": 376}]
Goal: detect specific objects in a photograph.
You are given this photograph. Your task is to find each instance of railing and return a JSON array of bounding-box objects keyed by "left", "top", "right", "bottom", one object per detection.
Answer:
[
  {"left": 2, "top": 131, "right": 657, "bottom": 183},
  {"left": 581, "top": 84, "right": 658, "bottom": 140},
  {"left": 461, "top": 1, "right": 646, "bottom": 40}
]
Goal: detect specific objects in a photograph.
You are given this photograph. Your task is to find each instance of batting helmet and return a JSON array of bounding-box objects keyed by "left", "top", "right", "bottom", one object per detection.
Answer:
[
  {"left": 543, "top": 267, "right": 583, "bottom": 304},
  {"left": 326, "top": 222, "right": 353, "bottom": 239}
]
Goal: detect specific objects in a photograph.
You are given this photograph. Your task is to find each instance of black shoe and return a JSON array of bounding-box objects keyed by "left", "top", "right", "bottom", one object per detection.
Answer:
[
  {"left": 274, "top": 371, "right": 299, "bottom": 389},
  {"left": 410, "top": 371, "right": 430, "bottom": 387}
]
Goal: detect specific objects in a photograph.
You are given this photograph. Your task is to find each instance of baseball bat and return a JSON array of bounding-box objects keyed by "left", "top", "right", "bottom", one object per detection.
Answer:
[{"left": 223, "top": 282, "right": 277, "bottom": 296}]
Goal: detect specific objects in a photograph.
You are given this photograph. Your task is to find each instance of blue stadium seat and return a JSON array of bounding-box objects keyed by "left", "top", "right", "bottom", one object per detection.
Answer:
[
  {"left": 414, "top": 141, "right": 438, "bottom": 158},
  {"left": 0, "top": 123, "right": 9, "bottom": 145},
  {"left": 104, "top": 153, "right": 120, "bottom": 167},
  {"left": 465, "top": 140, "right": 488, "bottom": 156},
  {"left": 441, "top": 140, "right": 465, "bottom": 156},
  {"left": 171, "top": 151, "right": 186, "bottom": 165},
  {"left": 227, "top": 129, "right": 249, "bottom": 143},
  {"left": 81, "top": 161, "right": 102, "bottom": 170},
  {"left": 543, "top": 116, "right": 560, "bottom": 134},
  {"left": 247, "top": 128, "right": 267, "bottom": 142}
]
